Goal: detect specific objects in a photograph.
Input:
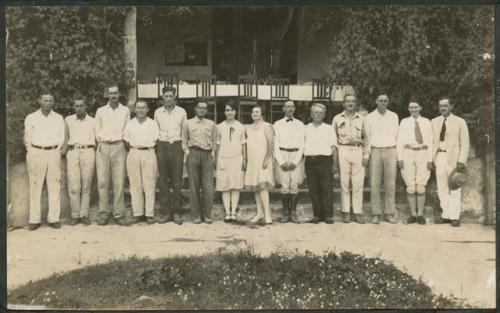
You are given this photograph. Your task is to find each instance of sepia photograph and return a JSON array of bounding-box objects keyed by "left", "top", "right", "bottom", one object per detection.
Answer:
[{"left": 5, "top": 3, "right": 496, "bottom": 310}]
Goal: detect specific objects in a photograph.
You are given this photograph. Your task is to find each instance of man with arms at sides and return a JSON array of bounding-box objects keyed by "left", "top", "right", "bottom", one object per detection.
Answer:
[
  {"left": 154, "top": 86, "right": 187, "bottom": 225},
  {"left": 396, "top": 100, "right": 433, "bottom": 225},
  {"left": 332, "top": 94, "right": 368, "bottom": 224},
  {"left": 273, "top": 100, "right": 305, "bottom": 223},
  {"left": 183, "top": 101, "right": 216, "bottom": 224},
  {"left": 62, "top": 94, "right": 97, "bottom": 226},
  {"left": 123, "top": 100, "right": 160, "bottom": 225},
  {"left": 95, "top": 84, "right": 131, "bottom": 226},
  {"left": 431, "top": 97, "right": 470, "bottom": 227},
  {"left": 24, "top": 91, "right": 65, "bottom": 230},
  {"left": 364, "top": 93, "right": 399, "bottom": 224},
  {"left": 303, "top": 103, "right": 337, "bottom": 224}
]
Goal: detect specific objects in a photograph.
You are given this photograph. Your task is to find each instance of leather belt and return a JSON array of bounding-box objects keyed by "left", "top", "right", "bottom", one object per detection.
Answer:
[
  {"left": 438, "top": 148, "right": 447, "bottom": 152},
  {"left": 159, "top": 140, "right": 181, "bottom": 145},
  {"left": 31, "top": 144, "right": 58, "bottom": 150},
  {"left": 372, "top": 146, "right": 396, "bottom": 149},
  {"left": 101, "top": 140, "right": 123, "bottom": 145},
  {"left": 189, "top": 145, "right": 211, "bottom": 152},
  {"left": 69, "top": 145, "right": 95, "bottom": 150},
  {"left": 279, "top": 147, "right": 299, "bottom": 152},
  {"left": 132, "top": 146, "right": 155, "bottom": 150},
  {"left": 338, "top": 143, "right": 363, "bottom": 148},
  {"left": 404, "top": 144, "right": 428, "bottom": 151}
]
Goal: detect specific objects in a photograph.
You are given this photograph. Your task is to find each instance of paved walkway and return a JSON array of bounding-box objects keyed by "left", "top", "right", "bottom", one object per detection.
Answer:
[{"left": 7, "top": 222, "right": 496, "bottom": 308}]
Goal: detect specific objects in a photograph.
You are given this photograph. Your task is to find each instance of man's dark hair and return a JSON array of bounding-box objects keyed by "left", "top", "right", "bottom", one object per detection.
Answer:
[
  {"left": 74, "top": 93, "right": 86, "bottom": 102},
  {"left": 135, "top": 99, "right": 149, "bottom": 109},
  {"left": 439, "top": 96, "right": 452, "bottom": 104},
  {"left": 107, "top": 83, "right": 120, "bottom": 91},
  {"left": 162, "top": 86, "right": 177, "bottom": 95}
]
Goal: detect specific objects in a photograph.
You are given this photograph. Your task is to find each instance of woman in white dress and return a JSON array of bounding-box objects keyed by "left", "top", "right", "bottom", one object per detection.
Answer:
[
  {"left": 244, "top": 105, "right": 275, "bottom": 225},
  {"left": 215, "top": 102, "right": 246, "bottom": 223}
]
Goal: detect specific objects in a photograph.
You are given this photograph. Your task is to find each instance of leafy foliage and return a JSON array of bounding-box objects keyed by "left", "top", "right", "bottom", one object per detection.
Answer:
[
  {"left": 6, "top": 6, "right": 134, "bottom": 164},
  {"left": 9, "top": 250, "right": 466, "bottom": 309}
]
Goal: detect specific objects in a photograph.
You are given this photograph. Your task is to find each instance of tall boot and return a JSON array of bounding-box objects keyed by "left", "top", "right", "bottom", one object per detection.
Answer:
[
  {"left": 280, "top": 194, "right": 290, "bottom": 223},
  {"left": 289, "top": 194, "right": 298, "bottom": 223}
]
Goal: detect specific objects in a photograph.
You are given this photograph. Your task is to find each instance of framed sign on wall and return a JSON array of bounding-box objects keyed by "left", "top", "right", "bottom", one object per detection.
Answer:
[{"left": 165, "top": 42, "right": 208, "bottom": 66}]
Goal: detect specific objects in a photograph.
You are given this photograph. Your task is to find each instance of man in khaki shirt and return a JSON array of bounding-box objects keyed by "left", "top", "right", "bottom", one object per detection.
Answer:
[
  {"left": 332, "top": 94, "right": 369, "bottom": 224},
  {"left": 183, "top": 102, "right": 216, "bottom": 223}
]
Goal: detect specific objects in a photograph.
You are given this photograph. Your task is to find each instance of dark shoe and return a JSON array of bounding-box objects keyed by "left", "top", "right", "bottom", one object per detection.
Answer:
[
  {"left": 354, "top": 214, "right": 365, "bottom": 224},
  {"left": 173, "top": 214, "right": 183, "bottom": 225},
  {"left": 193, "top": 217, "right": 202, "bottom": 224},
  {"left": 29, "top": 223, "right": 41, "bottom": 231},
  {"left": 451, "top": 219, "right": 460, "bottom": 227},
  {"left": 384, "top": 215, "right": 398, "bottom": 224},
  {"left": 342, "top": 213, "right": 350, "bottom": 223},
  {"left": 406, "top": 216, "right": 417, "bottom": 224},
  {"left": 157, "top": 215, "right": 172, "bottom": 224},
  {"left": 417, "top": 216, "right": 426, "bottom": 225},
  {"left": 70, "top": 218, "right": 80, "bottom": 226},
  {"left": 204, "top": 218, "right": 213, "bottom": 224},
  {"left": 97, "top": 216, "right": 109, "bottom": 226},
  {"left": 146, "top": 217, "right": 156, "bottom": 225},
  {"left": 437, "top": 217, "right": 451, "bottom": 224},
  {"left": 80, "top": 216, "right": 91, "bottom": 225},
  {"left": 325, "top": 217, "right": 334, "bottom": 224},
  {"left": 230, "top": 213, "right": 237, "bottom": 223},
  {"left": 48, "top": 222, "right": 61, "bottom": 229},
  {"left": 309, "top": 216, "right": 320, "bottom": 224},
  {"left": 281, "top": 215, "right": 291, "bottom": 223},
  {"left": 371, "top": 215, "right": 380, "bottom": 224},
  {"left": 115, "top": 217, "right": 130, "bottom": 226},
  {"left": 132, "top": 216, "right": 145, "bottom": 224},
  {"left": 224, "top": 214, "right": 231, "bottom": 223}
]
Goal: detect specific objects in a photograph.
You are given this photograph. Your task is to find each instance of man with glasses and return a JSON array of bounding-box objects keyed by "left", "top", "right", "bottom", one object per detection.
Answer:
[{"left": 364, "top": 93, "right": 399, "bottom": 224}]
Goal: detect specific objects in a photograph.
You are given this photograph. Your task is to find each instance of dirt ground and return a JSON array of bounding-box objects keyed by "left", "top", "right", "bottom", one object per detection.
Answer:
[{"left": 7, "top": 222, "right": 496, "bottom": 308}]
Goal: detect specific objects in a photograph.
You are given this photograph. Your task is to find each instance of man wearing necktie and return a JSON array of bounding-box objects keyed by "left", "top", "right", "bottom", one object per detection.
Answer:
[
  {"left": 273, "top": 101, "right": 305, "bottom": 223},
  {"left": 396, "top": 101, "right": 433, "bottom": 225},
  {"left": 431, "top": 97, "right": 470, "bottom": 227}
]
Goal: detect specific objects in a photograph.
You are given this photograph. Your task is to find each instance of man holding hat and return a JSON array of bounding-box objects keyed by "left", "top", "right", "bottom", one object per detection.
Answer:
[{"left": 431, "top": 97, "right": 470, "bottom": 227}]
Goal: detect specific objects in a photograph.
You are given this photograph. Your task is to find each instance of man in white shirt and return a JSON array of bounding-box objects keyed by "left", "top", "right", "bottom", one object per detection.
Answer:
[
  {"left": 431, "top": 97, "right": 470, "bottom": 227},
  {"left": 332, "top": 94, "right": 368, "bottom": 224},
  {"left": 24, "top": 92, "right": 65, "bottom": 230},
  {"left": 273, "top": 101, "right": 305, "bottom": 223},
  {"left": 95, "top": 85, "right": 131, "bottom": 226},
  {"left": 364, "top": 94, "right": 399, "bottom": 224},
  {"left": 62, "top": 95, "right": 97, "bottom": 226},
  {"left": 304, "top": 103, "right": 337, "bottom": 224},
  {"left": 123, "top": 100, "right": 160, "bottom": 225},
  {"left": 154, "top": 86, "right": 187, "bottom": 225},
  {"left": 396, "top": 101, "right": 433, "bottom": 225}
]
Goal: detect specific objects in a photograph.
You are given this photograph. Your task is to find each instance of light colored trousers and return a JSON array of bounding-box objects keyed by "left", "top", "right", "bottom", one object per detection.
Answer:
[
  {"left": 67, "top": 148, "right": 95, "bottom": 218},
  {"left": 369, "top": 147, "right": 397, "bottom": 215},
  {"left": 27, "top": 148, "right": 61, "bottom": 224},
  {"left": 96, "top": 142, "right": 126, "bottom": 219},
  {"left": 435, "top": 151, "right": 461, "bottom": 220},
  {"left": 400, "top": 149, "right": 430, "bottom": 194},
  {"left": 274, "top": 150, "right": 304, "bottom": 194},
  {"left": 338, "top": 146, "right": 365, "bottom": 214},
  {"left": 126, "top": 149, "right": 158, "bottom": 217}
]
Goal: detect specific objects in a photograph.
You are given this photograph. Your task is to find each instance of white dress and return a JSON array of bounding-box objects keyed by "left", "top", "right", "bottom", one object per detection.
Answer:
[
  {"left": 215, "top": 120, "right": 245, "bottom": 191},
  {"left": 244, "top": 122, "right": 275, "bottom": 191}
]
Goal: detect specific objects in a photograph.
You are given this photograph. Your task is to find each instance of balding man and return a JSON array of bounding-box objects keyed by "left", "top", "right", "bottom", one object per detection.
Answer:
[
  {"left": 24, "top": 92, "right": 65, "bottom": 230},
  {"left": 273, "top": 100, "right": 305, "bottom": 223},
  {"left": 303, "top": 103, "right": 337, "bottom": 224},
  {"left": 95, "top": 84, "right": 130, "bottom": 226},
  {"left": 123, "top": 100, "right": 160, "bottom": 225}
]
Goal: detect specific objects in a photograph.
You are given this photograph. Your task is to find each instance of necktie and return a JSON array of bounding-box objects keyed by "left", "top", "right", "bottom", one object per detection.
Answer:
[
  {"left": 414, "top": 120, "right": 423, "bottom": 144},
  {"left": 229, "top": 126, "right": 235, "bottom": 141},
  {"left": 439, "top": 118, "right": 447, "bottom": 141}
]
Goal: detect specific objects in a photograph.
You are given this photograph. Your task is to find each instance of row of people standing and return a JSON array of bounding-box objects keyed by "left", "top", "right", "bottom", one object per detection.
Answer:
[{"left": 23, "top": 84, "right": 469, "bottom": 230}]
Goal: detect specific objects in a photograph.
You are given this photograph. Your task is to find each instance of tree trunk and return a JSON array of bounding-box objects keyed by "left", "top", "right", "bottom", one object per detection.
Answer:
[
  {"left": 483, "top": 143, "right": 495, "bottom": 225},
  {"left": 124, "top": 7, "right": 137, "bottom": 112}
]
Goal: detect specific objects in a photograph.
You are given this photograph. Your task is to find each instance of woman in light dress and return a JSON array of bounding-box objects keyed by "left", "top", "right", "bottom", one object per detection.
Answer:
[
  {"left": 215, "top": 102, "right": 246, "bottom": 223},
  {"left": 244, "top": 105, "right": 275, "bottom": 225}
]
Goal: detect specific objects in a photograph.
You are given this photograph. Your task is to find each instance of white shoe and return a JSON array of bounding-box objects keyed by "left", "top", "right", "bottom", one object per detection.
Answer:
[{"left": 250, "top": 214, "right": 264, "bottom": 224}]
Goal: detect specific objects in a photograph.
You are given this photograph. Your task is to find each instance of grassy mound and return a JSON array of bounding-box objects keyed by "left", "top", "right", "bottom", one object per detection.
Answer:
[{"left": 9, "top": 250, "right": 466, "bottom": 309}]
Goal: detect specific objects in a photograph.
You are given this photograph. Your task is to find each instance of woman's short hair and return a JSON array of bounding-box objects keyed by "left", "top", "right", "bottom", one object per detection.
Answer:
[
  {"left": 252, "top": 103, "right": 266, "bottom": 115},
  {"left": 225, "top": 99, "right": 238, "bottom": 111}
]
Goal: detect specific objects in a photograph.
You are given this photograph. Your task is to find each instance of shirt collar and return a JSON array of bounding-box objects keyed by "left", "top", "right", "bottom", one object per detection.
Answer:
[
  {"left": 283, "top": 116, "right": 294, "bottom": 122},
  {"left": 75, "top": 113, "right": 87, "bottom": 121},
  {"left": 106, "top": 102, "right": 123, "bottom": 110},
  {"left": 38, "top": 109, "right": 54, "bottom": 117},
  {"left": 340, "top": 111, "right": 360, "bottom": 119},
  {"left": 162, "top": 105, "right": 177, "bottom": 113},
  {"left": 195, "top": 117, "right": 206, "bottom": 123}
]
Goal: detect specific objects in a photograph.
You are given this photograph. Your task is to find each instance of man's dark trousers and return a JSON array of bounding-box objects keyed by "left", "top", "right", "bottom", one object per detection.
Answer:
[
  {"left": 305, "top": 155, "right": 333, "bottom": 221},
  {"left": 156, "top": 141, "right": 184, "bottom": 218},
  {"left": 187, "top": 147, "right": 214, "bottom": 220}
]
